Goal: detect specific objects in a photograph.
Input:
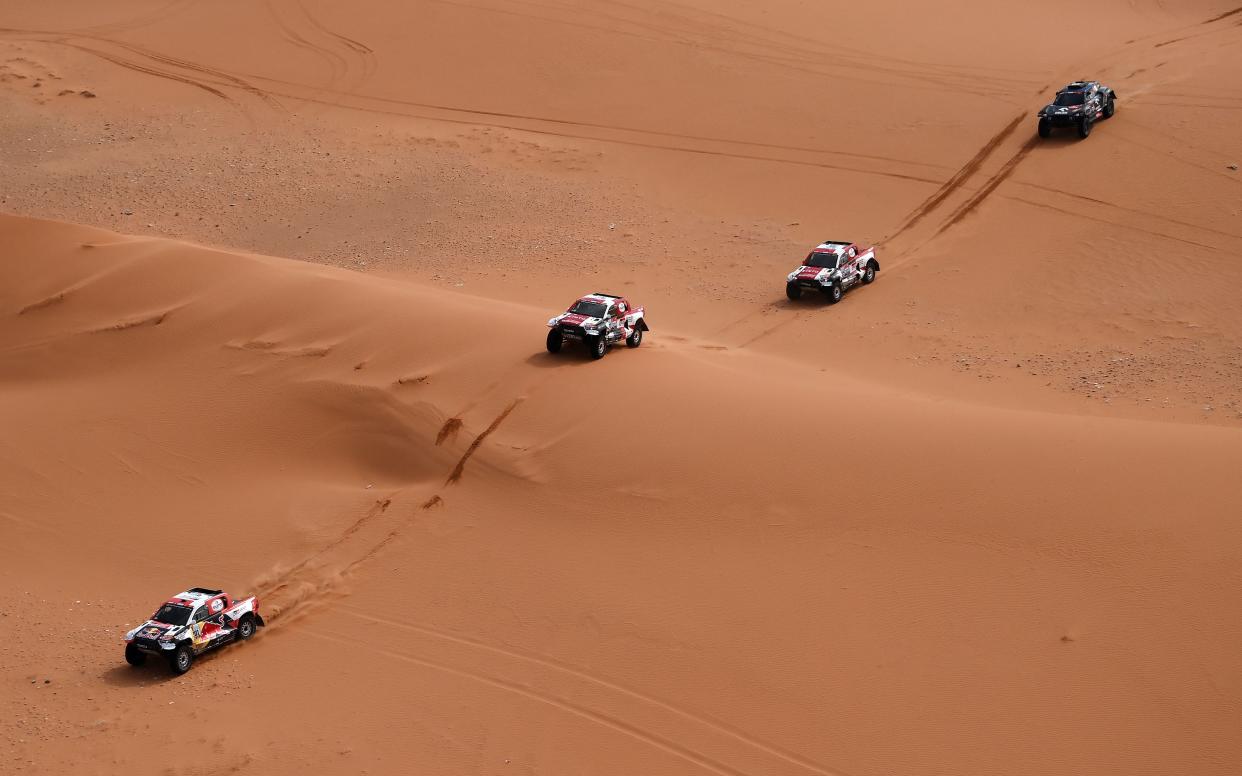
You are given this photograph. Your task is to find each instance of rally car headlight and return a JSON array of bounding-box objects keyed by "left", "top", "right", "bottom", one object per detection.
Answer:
[
  {"left": 786, "top": 272, "right": 798, "bottom": 282},
  {"left": 547, "top": 318, "right": 558, "bottom": 327},
  {"left": 583, "top": 328, "right": 599, "bottom": 335}
]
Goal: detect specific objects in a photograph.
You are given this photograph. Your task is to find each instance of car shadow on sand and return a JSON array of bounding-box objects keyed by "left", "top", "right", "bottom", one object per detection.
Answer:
[
  {"left": 102, "top": 662, "right": 178, "bottom": 687},
  {"left": 784, "top": 293, "right": 851, "bottom": 308},
  {"left": 102, "top": 643, "right": 235, "bottom": 686},
  {"left": 1037, "top": 132, "right": 1096, "bottom": 145},
  {"left": 525, "top": 346, "right": 640, "bottom": 367}
]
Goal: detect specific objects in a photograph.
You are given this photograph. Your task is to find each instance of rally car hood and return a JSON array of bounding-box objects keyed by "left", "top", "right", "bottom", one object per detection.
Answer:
[
  {"left": 551, "top": 312, "right": 603, "bottom": 328},
  {"left": 1041, "top": 103, "right": 1085, "bottom": 116},
  {"left": 791, "top": 265, "right": 834, "bottom": 281},
  {"left": 128, "top": 620, "right": 184, "bottom": 641}
]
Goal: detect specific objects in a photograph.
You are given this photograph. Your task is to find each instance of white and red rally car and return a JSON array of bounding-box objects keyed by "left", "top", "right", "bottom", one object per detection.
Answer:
[
  {"left": 785, "top": 240, "right": 879, "bottom": 302},
  {"left": 124, "top": 588, "right": 263, "bottom": 674},
  {"left": 546, "top": 292, "right": 649, "bottom": 359}
]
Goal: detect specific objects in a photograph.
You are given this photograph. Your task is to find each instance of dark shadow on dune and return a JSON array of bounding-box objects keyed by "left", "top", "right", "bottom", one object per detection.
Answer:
[
  {"left": 102, "top": 641, "right": 243, "bottom": 687},
  {"left": 524, "top": 347, "right": 643, "bottom": 367},
  {"left": 101, "top": 661, "right": 177, "bottom": 687}
]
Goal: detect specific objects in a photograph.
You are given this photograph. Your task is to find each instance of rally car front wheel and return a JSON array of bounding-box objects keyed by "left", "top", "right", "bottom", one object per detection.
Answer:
[
  {"left": 587, "top": 334, "right": 607, "bottom": 360},
  {"left": 169, "top": 645, "right": 194, "bottom": 675},
  {"left": 1077, "top": 117, "right": 1093, "bottom": 139},
  {"left": 124, "top": 644, "right": 146, "bottom": 667},
  {"left": 785, "top": 282, "right": 802, "bottom": 301},
  {"left": 546, "top": 329, "right": 563, "bottom": 354},
  {"left": 825, "top": 284, "right": 843, "bottom": 304},
  {"left": 1037, "top": 118, "right": 1051, "bottom": 138}
]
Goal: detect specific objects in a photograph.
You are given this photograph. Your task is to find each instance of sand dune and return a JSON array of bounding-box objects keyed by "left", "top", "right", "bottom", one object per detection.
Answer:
[
  {"left": 3, "top": 0, "right": 1242, "bottom": 774},
  {"left": 4, "top": 214, "right": 1242, "bottom": 775}
]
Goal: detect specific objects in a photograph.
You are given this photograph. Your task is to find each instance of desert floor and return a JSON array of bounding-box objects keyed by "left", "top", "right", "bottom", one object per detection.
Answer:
[{"left": 2, "top": 1, "right": 1242, "bottom": 774}]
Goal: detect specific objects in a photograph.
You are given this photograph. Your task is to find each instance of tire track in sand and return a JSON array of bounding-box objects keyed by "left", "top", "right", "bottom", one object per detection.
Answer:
[
  {"left": 306, "top": 629, "right": 752, "bottom": 776},
  {"left": 0, "top": 27, "right": 282, "bottom": 113},
  {"left": 265, "top": 0, "right": 350, "bottom": 84},
  {"left": 58, "top": 42, "right": 233, "bottom": 102},
  {"left": 295, "top": 0, "right": 375, "bottom": 80},
  {"left": 0, "top": 25, "right": 946, "bottom": 184},
  {"left": 884, "top": 113, "right": 1025, "bottom": 245},
  {"left": 262, "top": 0, "right": 375, "bottom": 93},
  {"left": 884, "top": 4, "right": 1242, "bottom": 254},
  {"left": 931, "top": 135, "right": 1040, "bottom": 238},
  {"left": 305, "top": 624, "right": 857, "bottom": 776},
  {"left": 254, "top": 397, "right": 526, "bottom": 625},
  {"left": 336, "top": 605, "right": 856, "bottom": 776},
  {"left": 445, "top": 398, "right": 523, "bottom": 484},
  {"left": 74, "top": 0, "right": 194, "bottom": 37}
]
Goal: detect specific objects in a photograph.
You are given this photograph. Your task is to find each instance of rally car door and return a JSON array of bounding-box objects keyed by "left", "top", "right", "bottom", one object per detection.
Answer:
[
  {"left": 195, "top": 596, "right": 232, "bottom": 647},
  {"left": 839, "top": 248, "right": 861, "bottom": 287},
  {"left": 189, "top": 605, "right": 213, "bottom": 650},
  {"left": 614, "top": 300, "right": 632, "bottom": 336}
]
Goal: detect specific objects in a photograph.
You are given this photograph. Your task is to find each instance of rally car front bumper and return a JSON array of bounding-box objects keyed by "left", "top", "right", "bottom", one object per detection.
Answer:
[{"left": 131, "top": 636, "right": 177, "bottom": 654}]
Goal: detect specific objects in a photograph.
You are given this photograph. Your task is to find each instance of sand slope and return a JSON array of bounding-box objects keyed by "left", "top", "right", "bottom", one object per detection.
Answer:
[
  {"left": 3, "top": 214, "right": 1242, "bottom": 775},
  {"left": 2, "top": 0, "right": 1241, "bottom": 421}
]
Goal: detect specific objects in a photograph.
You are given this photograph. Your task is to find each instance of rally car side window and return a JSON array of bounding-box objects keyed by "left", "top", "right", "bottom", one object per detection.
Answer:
[{"left": 192, "top": 606, "right": 209, "bottom": 623}]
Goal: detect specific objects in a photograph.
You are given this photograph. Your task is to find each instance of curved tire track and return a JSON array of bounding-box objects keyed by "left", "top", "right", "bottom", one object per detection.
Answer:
[
  {"left": 0, "top": 27, "right": 281, "bottom": 112},
  {"left": 336, "top": 605, "right": 856, "bottom": 776},
  {"left": 307, "top": 625, "right": 854, "bottom": 776}
]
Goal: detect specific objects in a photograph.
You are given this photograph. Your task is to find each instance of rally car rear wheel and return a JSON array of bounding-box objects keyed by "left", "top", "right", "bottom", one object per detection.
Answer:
[
  {"left": 1037, "top": 118, "right": 1051, "bottom": 138},
  {"left": 169, "top": 645, "right": 194, "bottom": 675},
  {"left": 238, "top": 615, "right": 256, "bottom": 641},
  {"left": 626, "top": 328, "right": 643, "bottom": 348},
  {"left": 587, "top": 334, "right": 607, "bottom": 360},
  {"left": 785, "top": 282, "right": 802, "bottom": 301},
  {"left": 1103, "top": 96, "right": 1115, "bottom": 119},
  {"left": 1077, "top": 117, "right": 1093, "bottom": 139},
  {"left": 862, "top": 264, "right": 876, "bottom": 285},
  {"left": 546, "top": 329, "right": 563, "bottom": 354},
  {"left": 124, "top": 644, "right": 146, "bottom": 667}
]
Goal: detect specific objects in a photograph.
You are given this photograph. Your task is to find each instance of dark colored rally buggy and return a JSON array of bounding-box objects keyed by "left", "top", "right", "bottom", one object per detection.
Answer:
[
  {"left": 124, "top": 588, "right": 263, "bottom": 674},
  {"left": 1037, "top": 81, "right": 1117, "bottom": 139}
]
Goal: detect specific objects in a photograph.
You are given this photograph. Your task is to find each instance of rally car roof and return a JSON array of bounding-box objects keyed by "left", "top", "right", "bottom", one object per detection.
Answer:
[
  {"left": 813, "top": 241, "right": 853, "bottom": 252},
  {"left": 165, "top": 588, "right": 223, "bottom": 606}
]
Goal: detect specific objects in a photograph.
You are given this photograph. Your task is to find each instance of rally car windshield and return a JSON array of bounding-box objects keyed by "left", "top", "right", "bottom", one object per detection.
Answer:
[
  {"left": 568, "top": 300, "right": 608, "bottom": 317},
  {"left": 1054, "top": 92, "right": 1086, "bottom": 106},
  {"left": 804, "top": 252, "right": 839, "bottom": 268},
  {"left": 152, "top": 604, "right": 192, "bottom": 626}
]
